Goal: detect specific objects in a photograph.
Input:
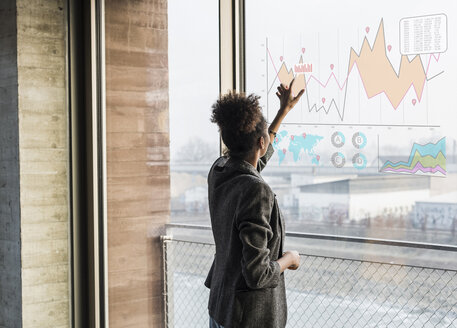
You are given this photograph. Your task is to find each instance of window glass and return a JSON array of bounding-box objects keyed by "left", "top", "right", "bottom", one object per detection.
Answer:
[
  {"left": 168, "top": 0, "right": 220, "bottom": 223},
  {"left": 246, "top": 0, "right": 457, "bottom": 245}
]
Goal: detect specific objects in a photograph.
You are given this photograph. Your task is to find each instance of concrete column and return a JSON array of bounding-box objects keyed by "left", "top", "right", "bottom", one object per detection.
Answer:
[
  {"left": 0, "top": 0, "right": 70, "bottom": 327},
  {"left": 0, "top": 0, "right": 22, "bottom": 326}
]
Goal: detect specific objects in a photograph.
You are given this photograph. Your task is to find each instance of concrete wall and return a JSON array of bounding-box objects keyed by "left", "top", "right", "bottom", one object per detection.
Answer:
[
  {"left": 1, "top": 0, "right": 170, "bottom": 326},
  {"left": 0, "top": 1, "right": 22, "bottom": 327},
  {"left": 0, "top": 0, "right": 70, "bottom": 327},
  {"left": 105, "top": 0, "right": 169, "bottom": 326},
  {"left": 16, "top": 0, "right": 70, "bottom": 325}
]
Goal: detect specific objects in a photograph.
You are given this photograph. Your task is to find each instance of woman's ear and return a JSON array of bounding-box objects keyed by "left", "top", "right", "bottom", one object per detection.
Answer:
[{"left": 259, "top": 135, "right": 266, "bottom": 150}]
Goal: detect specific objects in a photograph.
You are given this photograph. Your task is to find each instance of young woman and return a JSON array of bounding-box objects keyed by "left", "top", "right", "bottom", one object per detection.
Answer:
[{"left": 204, "top": 80, "right": 304, "bottom": 328}]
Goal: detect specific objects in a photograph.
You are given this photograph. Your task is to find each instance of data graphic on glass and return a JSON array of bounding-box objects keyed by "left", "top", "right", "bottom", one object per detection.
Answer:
[
  {"left": 246, "top": 0, "right": 457, "bottom": 173},
  {"left": 263, "top": 19, "right": 444, "bottom": 127},
  {"left": 379, "top": 137, "right": 446, "bottom": 177}
]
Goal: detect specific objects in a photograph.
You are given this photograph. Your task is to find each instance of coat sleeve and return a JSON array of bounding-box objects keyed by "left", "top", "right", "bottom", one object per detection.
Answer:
[
  {"left": 204, "top": 255, "right": 215, "bottom": 289},
  {"left": 256, "top": 143, "right": 275, "bottom": 173},
  {"left": 236, "top": 181, "right": 281, "bottom": 289}
]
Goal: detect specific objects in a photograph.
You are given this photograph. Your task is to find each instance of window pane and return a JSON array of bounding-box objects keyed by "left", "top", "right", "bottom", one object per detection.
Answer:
[
  {"left": 246, "top": 0, "right": 457, "bottom": 245},
  {"left": 168, "top": 0, "right": 219, "bottom": 224}
]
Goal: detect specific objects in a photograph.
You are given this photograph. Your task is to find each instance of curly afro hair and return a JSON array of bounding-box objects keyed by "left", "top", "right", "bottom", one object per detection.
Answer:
[{"left": 210, "top": 92, "right": 268, "bottom": 158}]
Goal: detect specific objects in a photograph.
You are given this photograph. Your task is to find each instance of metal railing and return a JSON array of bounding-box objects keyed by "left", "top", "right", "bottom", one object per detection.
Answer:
[
  {"left": 161, "top": 224, "right": 457, "bottom": 328},
  {"left": 164, "top": 223, "right": 457, "bottom": 252}
]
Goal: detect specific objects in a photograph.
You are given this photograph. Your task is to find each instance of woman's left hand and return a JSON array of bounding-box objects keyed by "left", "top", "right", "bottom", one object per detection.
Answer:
[{"left": 276, "top": 78, "right": 305, "bottom": 114}]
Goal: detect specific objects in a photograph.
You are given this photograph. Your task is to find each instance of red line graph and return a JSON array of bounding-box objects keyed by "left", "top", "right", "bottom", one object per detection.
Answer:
[
  {"left": 268, "top": 50, "right": 440, "bottom": 92},
  {"left": 266, "top": 20, "right": 444, "bottom": 120}
]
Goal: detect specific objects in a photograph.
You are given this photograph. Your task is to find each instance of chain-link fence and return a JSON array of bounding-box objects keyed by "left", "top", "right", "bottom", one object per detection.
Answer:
[{"left": 161, "top": 237, "right": 457, "bottom": 328}]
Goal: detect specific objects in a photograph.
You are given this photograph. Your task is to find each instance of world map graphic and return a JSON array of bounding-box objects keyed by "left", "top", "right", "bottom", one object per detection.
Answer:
[{"left": 272, "top": 130, "right": 323, "bottom": 165}]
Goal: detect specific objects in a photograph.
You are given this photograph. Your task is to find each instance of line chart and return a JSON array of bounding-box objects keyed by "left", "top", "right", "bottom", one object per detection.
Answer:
[
  {"left": 247, "top": 2, "right": 454, "bottom": 176},
  {"left": 265, "top": 19, "right": 444, "bottom": 126}
]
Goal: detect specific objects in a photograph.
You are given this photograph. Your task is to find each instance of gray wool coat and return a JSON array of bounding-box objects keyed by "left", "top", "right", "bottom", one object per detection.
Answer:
[{"left": 204, "top": 143, "right": 287, "bottom": 328}]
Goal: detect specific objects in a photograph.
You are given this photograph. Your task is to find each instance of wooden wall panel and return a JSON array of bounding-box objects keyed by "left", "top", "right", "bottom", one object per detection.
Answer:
[{"left": 105, "top": 0, "right": 169, "bottom": 326}]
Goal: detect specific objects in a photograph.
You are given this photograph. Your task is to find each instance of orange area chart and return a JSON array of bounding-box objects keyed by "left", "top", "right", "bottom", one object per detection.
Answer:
[
  {"left": 269, "top": 19, "right": 440, "bottom": 120},
  {"left": 349, "top": 20, "right": 426, "bottom": 109},
  {"left": 278, "top": 57, "right": 307, "bottom": 97}
]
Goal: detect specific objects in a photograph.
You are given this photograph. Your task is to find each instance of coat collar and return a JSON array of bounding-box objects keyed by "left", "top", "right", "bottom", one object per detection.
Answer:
[{"left": 221, "top": 156, "right": 264, "bottom": 180}]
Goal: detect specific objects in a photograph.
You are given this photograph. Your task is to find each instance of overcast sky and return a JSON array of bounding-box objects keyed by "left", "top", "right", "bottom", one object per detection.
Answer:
[{"left": 168, "top": 0, "right": 220, "bottom": 162}]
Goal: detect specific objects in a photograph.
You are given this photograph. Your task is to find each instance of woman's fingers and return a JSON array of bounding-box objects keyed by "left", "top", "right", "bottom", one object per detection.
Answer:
[
  {"left": 288, "top": 89, "right": 305, "bottom": 106},
  {"left": 288, "top": 78, "right": 295, "bottom": 90},
  {"left": 294, "top": 89, "right": 305, "bottom": 101},
  {"left": 278, "top": 81, "right": 303, "bottom": 102},
  {"left": 276, "top": 81, "right": 304, "bottom": 113},
  {"left": 278, "top": 82, "right": 289, "bottom": 96},
  {"left": 276, "top": 86, "right": 283, "bottom": 98}
]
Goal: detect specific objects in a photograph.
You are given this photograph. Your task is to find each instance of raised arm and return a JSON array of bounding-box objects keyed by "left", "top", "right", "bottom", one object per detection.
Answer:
[
  {"left": 257, "top": 78, "right": 304, "bottom": 173},
  {"left": 256, "top": 143, "right": 274, "bottom": 172},
  {"left": 267, "top": 78, "right": 305, "bottom": 144}
]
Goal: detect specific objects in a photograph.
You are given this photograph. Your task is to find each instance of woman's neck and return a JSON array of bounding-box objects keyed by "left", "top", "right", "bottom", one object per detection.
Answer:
[{"left": 243, "top": 151, "right": 260, "bottom": 169}]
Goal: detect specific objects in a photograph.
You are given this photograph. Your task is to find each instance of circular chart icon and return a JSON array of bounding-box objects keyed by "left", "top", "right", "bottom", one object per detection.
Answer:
[
  {"left": 331, "top": 152, "right": 346, "bottom": 168},
  {"left": 352, "top": 132, "right": 367, "bottom": 149},
  {"left": 352, "top": 153, "right": 367, "bottom": 170},
  {"left": 331, "top": 131, "right": 346, "bottom": 148}
]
